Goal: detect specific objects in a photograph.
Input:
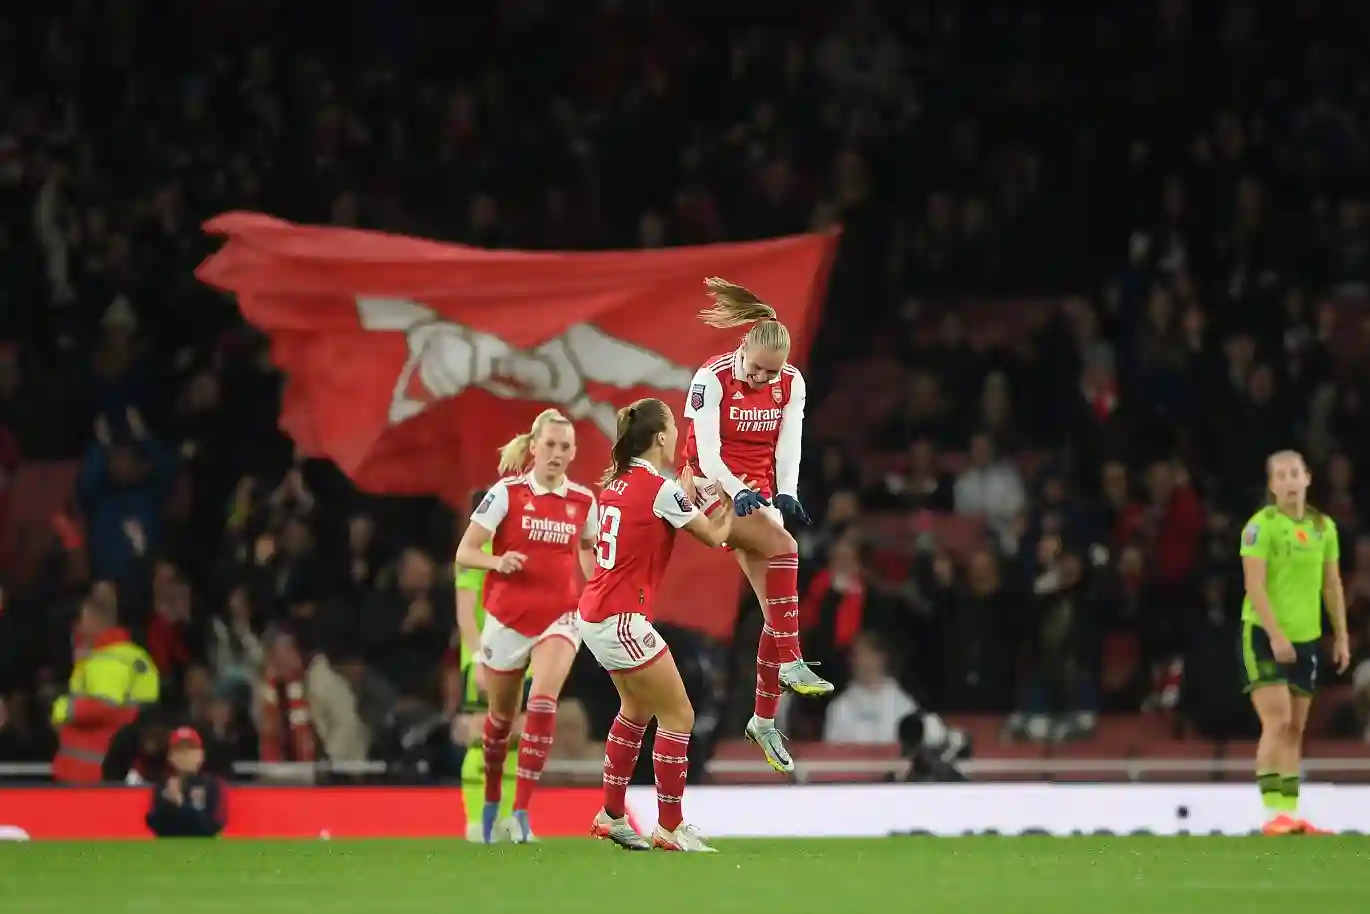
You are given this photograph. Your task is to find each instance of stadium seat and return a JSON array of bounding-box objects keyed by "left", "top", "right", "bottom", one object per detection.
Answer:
[
  {"left": 0, "top": 460, "right": 80, "bottom": 583},
  {"left": 930, "top": 513, "right": 986, "bottom": 558}
]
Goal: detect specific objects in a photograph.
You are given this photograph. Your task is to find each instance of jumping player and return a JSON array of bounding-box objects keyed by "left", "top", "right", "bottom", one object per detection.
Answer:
[
  {"left": 680, "top": 277, "right": 831, "bottom": 775},
  {"left": 580, "top": 398, "right": 737, "bottom": 852},
  {"left": 1239, "top": 450, "right": 1350, "bottom": 835},
  {"left": 454, "top": 409, "right": 597, "bottom": 843}
]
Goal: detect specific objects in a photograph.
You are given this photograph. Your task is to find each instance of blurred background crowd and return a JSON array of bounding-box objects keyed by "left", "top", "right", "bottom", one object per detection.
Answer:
[{"left": 1, "top": 0, "right": 1369, "bottom": 783}]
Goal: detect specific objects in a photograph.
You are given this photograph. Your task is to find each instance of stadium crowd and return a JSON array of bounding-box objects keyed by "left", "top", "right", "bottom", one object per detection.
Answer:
[{"left": 1, "top": 0, "right": 1370, "bottom": 782}]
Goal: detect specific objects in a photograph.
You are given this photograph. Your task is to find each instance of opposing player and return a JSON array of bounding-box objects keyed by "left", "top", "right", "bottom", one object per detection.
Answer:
[
  {"left": 454, "top": 409, "right": 598, "bottom": 844},
  {"left": 1239, "top": 450, "right": 1350, "bottom": 836},
  {"left": 580, "top": 399, "right": 737, "bottom": 852},
  {"left": 454, "top": 489, "right": 520, "bottom": 842},
  {"left": 680, "top": 277, "right": 831, "bottom": 775}
]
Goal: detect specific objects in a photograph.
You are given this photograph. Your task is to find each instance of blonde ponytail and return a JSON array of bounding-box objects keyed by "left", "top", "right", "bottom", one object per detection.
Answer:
[
  {"left": 698, "top": 277, "right": 792, "bottom": 354},
  {"left": 698, "top": 277, "right": 777, "bottom": 327},
  {"left": 497, "top": 409, "right": 572, "bottom": 475}
]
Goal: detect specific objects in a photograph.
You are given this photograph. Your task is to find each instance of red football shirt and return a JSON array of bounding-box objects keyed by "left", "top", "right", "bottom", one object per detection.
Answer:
[
  {"left": 578, "top": 459, "right": 698, "bottom": 624},
  {"left": 469, "top": 474, "right": 597, "bottom": 636},
  {"left": 682, "top": 348, "right": 806, "bottom": 501}
]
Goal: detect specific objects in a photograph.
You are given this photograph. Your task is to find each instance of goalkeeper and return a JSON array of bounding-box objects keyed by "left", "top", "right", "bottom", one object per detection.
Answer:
[
  {"left": 455, "top": 490, "right": 527, "bottom": 842},
  {"left": 1239, "top": 450, "right": 1351, "bottom": 836}
]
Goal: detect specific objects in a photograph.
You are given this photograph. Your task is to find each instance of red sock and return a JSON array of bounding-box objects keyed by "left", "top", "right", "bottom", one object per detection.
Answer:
[
  {"left": 653, "top": 728, "right": 691, "bottom": 832},
  {"left": 602, "top": 713, "right": 646, "bottom": 819},
  {"left": 764, "top": 553, "right": 802, "bottom": 662},
  {"left": 755, "top": 627, "right": 782, "bottom": 719},
  {"left": 482, "top": 714, "right": 513, "bottom": 803},
  {"left": 513, "top": 695, "right": 558, "bottom": 812}
]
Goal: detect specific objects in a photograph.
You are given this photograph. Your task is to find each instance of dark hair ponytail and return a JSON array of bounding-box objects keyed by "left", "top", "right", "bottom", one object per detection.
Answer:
[{"left": 600, "top": 398, "right": 671, "bottom": 486}]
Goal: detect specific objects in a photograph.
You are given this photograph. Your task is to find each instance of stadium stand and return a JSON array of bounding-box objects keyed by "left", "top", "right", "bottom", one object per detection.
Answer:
[{"left": 1, "top": 1, "right": 1368, "bottom": 788}]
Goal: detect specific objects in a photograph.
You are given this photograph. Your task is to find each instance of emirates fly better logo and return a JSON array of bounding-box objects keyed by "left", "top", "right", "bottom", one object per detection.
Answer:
[{"left": 357, "top": 298, "right": 695, "bottom": 439}]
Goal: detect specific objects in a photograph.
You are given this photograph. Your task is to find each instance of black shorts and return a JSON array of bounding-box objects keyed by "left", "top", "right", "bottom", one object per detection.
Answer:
[{"left": 1240, "top": 622, "right": 1319, "bottom": 696}]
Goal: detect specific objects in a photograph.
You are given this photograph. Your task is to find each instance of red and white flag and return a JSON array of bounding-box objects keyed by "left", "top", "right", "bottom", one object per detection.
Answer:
[{"left": 196, "top": 212, "right": 838, "bottom": 640}]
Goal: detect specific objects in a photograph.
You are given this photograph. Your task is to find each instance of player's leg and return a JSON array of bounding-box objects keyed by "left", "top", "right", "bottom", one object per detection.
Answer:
[
  {"left": 580, "top": 612, "right": 656, "bottom": 851},
  {"left": 613, "top": 647, "right": 714, "bottom": 852},
  {"left": 728, "top": 510, "right": 832, "bottom": 697},
  {"left": 1243, "top": 622, "right": 1300, "bottom": 834},
  {"left": 1286, "top": 644, "right": 1329, "bottom": 833},
  {"left": 592, "top": 674, "right": 652, "bottom": 850},
  {"left": 478, "top": 616, "right": 533, "bottom": 842},
  {"left": 457, "top": 662, "right": 490, "bottom": 841},
  {"left": 505, "top": 618, "right": 579, "bottom": 842},
  {"left": 732, "top": 550, "right": 793, "bottom": 773}
]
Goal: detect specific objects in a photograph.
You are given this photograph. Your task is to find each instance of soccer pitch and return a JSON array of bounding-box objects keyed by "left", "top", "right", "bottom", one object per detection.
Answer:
[{"left": 0, "top": 837, "right": 1364, "bottom": 914}]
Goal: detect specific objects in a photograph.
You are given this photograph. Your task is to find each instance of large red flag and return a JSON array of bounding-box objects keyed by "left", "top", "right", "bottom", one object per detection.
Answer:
[{"left": 196, "top": 212, "right": 838, "bottom": 641}]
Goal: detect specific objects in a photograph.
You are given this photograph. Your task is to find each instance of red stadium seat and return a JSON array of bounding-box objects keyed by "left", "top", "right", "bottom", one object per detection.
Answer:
[
  {"left": 0, "top": 460, "right": 80, "bottom": 583},
  {"left": 930, "top": 513, "right": 986, "bottom": 558}
]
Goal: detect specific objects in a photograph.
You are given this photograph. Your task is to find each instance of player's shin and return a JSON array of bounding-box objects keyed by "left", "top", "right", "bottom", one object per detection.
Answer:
[
  {"left": 766, "top": 553, "right": 834, "bottom": 696},
  {"left": 763, "top": 554, "right": 803, "bottom": 662},
  {"left": 481, "top": 713, "right": 514, "bottom": 840},
  {"left": 602, "top": 713, "right": 646, "bottom": 819},
  {"left": 754, "top": 626, "right": 783, "bottom": 721},
  {"left": 652, "top": 728, "right": 691, "bottom": 833},
  {"left": 512, "top": 695, "right": 558, "bottom": 815}
]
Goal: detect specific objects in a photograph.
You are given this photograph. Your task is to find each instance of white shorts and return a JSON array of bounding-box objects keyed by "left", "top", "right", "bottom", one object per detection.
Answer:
[
  {"left": 577, "top": 612, "right": 669, "bottom": 672},
  {"left": 691, "top": 476, "right": 782, "bottom": 533},
  {"left": 480, "top": 611, "right": 581, "bottom": 674}
]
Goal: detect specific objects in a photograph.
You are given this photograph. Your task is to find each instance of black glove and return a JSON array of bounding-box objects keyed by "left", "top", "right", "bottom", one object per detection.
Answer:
[
  {"left": 733, "top": 489, "right": 770, "bottom": 517},
  {"left": 773, "top": 493, "right": 811, "bottom": 524}
]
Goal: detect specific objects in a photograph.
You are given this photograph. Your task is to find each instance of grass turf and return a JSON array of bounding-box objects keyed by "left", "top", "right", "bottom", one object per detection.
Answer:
[{"left": 0, "top": 837, "right": 1366, "bottom": 914}]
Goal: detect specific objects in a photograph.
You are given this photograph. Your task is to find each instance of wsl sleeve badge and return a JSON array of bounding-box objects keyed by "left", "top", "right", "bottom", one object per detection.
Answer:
[
  {"left": 1243, "top": 524, "right": 1260, "bottom": 547},
  {"left": 689, "top": 383, "right": 706, "bottom": 411}
]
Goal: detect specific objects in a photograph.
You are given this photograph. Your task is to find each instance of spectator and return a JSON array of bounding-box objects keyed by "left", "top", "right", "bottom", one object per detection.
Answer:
[
  {"left": 866, "top": 437, "right": 953, "bottom": 512},
  {"left": 360, "top": 549, "right": 448, "bottom": 698},
  {"left": 208, "top": 585, "right": 265, "bottom": 699},
  {"left": 952, "top": 433, "right": 1026, "bottom": 544},
  {"left": 201, "top": 692, "right": 257, "bottom": 778},
  {"left": 934, "top": 549, "right": 1014, "bottom": 712},
  {"left": 253, "top": 628, "right": 367, "bottom": 781},
  {"left": 76, "top": 408, "right": 176, "bottom": 581},
  {"left": 146, "top": 727, "right": 226, "bottom": 838},
  {"left": 798, "top": 531, "right": 869, "bottom": 695},
  {"left": 0, "top": 693, "right": 55, "bottom": 763},
  {"left": 822, "top": 634, "right": 916, "bottom": 745}
]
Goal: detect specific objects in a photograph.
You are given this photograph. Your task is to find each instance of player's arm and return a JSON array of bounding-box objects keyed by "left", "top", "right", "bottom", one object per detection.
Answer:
[
  {"left": 1239, "top": 521, "right": 1285, "bottom": 639},
  {"left": 775, "top": 369, "right": 805, "bottom": 498},
  {"left": 456, "top": 486, "right": 523, "bottom": 573},
  {"left": 1323, "top": 520, "right": 1348, "bottom": 641},
  {"left": 655, "top": 478, "right": 734, "bottom": 548},
  {"left": 578, "top": 497, "right": 599, "bottom": 582},
  {"left": 684, "top": 368, "right": 750, "bottom": 499}
]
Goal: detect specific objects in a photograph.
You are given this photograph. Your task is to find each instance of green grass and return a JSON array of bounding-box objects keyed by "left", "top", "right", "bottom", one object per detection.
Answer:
[{"left": 1, "top": 837, "right": 1367, "bottom": 914}]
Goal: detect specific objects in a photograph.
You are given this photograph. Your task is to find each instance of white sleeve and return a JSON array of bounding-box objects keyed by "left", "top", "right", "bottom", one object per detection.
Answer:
[
  {"left": 775, "top": 369, "right": 805, "bottom": 498},
  {"left": 469, "top": 484, "right": 510, "bottom": 533},
  {"left": 685, "top": 367, "right": 749, "bottom": 499},
  {"left": 581, "top": 495, "right": 599, "bottom": 541},
  {"left": 652, "top": 478, "right": 698, "bottom": 529}
]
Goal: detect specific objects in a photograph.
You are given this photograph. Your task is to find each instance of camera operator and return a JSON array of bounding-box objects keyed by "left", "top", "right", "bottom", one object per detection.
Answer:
[
  {"left": 145, "top": 727, "right": 227, "bottom": 838},
  {"left": 896, "top": 709, "right": 971, "bottom": 782}
]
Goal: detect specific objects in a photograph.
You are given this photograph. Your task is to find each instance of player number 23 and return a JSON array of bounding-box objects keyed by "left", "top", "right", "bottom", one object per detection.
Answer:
[{"left": 595, "top": 505, "right": 622, "bottom": 570}]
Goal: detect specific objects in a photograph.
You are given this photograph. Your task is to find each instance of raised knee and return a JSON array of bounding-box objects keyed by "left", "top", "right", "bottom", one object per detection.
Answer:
[{"left": 768, "top": 531, "right": 797, "bottom": 558}]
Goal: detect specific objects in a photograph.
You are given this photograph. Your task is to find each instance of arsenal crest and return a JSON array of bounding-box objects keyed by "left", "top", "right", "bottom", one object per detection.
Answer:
[
  {"left": 566, "top": 505, "right": 577, "bottom": 518},
  {"left": 771, "top": 386, "right": 783, "bottom": 404}
]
